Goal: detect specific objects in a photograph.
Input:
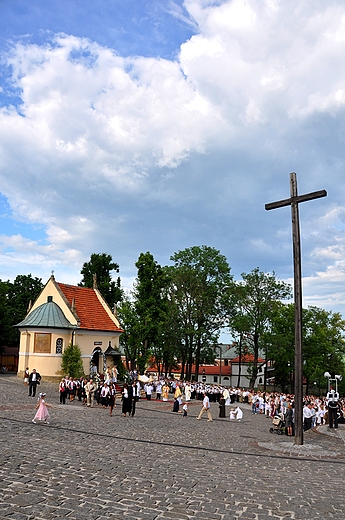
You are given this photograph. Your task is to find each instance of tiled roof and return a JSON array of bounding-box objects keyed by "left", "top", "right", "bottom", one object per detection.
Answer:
[
  {"left": 147, "top": 363, "right": 232, "bottom": 376},
  {"left": 57, "top": 283, "right": 122, "bottom": 332},
  {"left": 230, "top": 354, "right": 265, "bottom": 364}
]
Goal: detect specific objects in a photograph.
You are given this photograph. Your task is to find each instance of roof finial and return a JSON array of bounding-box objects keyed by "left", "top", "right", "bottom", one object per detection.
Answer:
[
  {"left": 51, "top": 270, "right": 55, "bottom": 280},
  {"left": 93, "top": 273, "right": 97, "bottom": 289}
]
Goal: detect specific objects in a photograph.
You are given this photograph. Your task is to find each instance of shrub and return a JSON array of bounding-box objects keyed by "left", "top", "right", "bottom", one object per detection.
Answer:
[{"left": 61, "top": 343, "right": 85, "bottom": 379}]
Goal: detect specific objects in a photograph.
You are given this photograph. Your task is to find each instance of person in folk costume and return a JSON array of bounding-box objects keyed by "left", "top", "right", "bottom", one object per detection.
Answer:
[
  {"left": 79, "top": 378, "right": 87, "bottom": 405},
  {"left": 131, "top": 380, "right": 140, "bottom": 417},
  {"left": 24, "top": 367, "right": 29, "bottom": 385},
  {"left": 108, "top": 383, "right": 116, "bottom": 416},
  {"left": 112, "top": 365, "right": 118, "bottom": 383},
  {"left": 59, "top": 378, "right": 67, "bottom": 405},
  {"left": 76, "top": 377, "right": 84, "bottom": 401},
  {"left": 67, "top": 377, "right": 75, "bottom": 401},
  {"left": 32, "top": 393, "right": 52, "bottom": 424},
  {"left": 66, "top": 377, "right": 74, "bottom": 401},
  {"left": 121, "top": 383, "right": 132, "bottom": 417},
  {"left": 101, "top": 383, "right": 110, "bottom": 408},
  {"left": 85, "top": 379, "right": 96, "bottom": 407}
]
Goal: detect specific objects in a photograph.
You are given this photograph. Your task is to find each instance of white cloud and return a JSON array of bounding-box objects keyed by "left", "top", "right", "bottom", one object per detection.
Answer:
[{"left": 0, "top": 0, "right": 345, "bottom": 318}]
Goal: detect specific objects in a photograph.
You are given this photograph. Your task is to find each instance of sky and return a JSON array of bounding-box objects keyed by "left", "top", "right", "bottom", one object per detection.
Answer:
[{"left": 0, "top": 0, "right": 345, "bottom": 326}]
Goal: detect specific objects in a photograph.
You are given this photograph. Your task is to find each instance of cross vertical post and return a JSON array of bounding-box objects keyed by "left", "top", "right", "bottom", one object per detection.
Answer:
[
  {"left": 290, "top": 173, "right": 303, "bottom": 445},
  {"left": 265, "top": 172, "right": 327, "bottom": 445}
]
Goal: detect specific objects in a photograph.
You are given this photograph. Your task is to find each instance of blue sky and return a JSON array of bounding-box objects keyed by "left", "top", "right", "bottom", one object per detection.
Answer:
[{"left": 1, "top": 0, "right": 345, "bottom": 324}]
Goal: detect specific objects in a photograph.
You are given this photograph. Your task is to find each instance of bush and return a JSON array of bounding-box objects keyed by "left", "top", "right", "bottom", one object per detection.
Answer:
[{"left": 61, "top": 343, "right": 85, "bottom": 379}]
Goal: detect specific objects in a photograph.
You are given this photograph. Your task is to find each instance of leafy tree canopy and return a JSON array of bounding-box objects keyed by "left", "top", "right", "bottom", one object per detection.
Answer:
[
  {"left": 79, "top": 253, "right": 123, "bottom": 308},
  {"left": 0, "top": 274, "right": 44, "bottom": 348}
]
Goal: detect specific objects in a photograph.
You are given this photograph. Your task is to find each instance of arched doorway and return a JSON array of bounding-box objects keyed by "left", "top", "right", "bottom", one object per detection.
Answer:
[{"left": 90, "top": 347, "right": 105, "bottom": 376}]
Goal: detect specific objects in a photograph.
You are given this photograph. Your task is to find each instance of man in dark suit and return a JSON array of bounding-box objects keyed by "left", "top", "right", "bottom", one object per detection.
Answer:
[{"left": 28, "top": 369, "right": 41, "bottom": 397}]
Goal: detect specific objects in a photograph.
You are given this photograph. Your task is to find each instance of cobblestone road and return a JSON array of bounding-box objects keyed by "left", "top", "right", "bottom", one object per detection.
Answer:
[{"left": 0, "top": 375, "right": 344, "bottom": 519}]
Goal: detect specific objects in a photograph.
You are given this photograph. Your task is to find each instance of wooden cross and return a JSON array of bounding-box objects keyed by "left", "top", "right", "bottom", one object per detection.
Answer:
[{"left": 265, "top": 172, "right": 327, "bottom": 445}]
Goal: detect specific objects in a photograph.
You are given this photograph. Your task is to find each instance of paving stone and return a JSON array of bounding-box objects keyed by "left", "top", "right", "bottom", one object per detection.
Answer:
[{"left": 1, "top": 376, "right": 345, "bottom": 520}]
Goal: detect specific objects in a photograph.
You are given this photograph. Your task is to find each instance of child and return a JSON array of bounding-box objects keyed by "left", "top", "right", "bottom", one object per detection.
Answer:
[
  {"left": 229, "top": 409, "right": 236, "bottom": 420},
  {"left": 234, "top": 406, "right": 243, "bottom": 421},
  {"left": 32, "top": 393, "right": 52, "bottom": 424},
  {"left": 182, "top": 402, "right": 188, "bottom": 417}
]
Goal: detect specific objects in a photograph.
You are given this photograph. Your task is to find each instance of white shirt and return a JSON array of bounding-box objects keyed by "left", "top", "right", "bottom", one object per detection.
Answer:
[{"left": 203, "top": 395, "right": 210, "bottom": 409}]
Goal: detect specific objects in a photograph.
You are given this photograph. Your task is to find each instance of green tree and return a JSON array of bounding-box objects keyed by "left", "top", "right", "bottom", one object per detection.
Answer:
[
  {"left": 264, "top": 303, "right": 295, "bottom": 392},
  {"left": 267, "top": 304, "right": 345, "bottom": 395},
  {"left": 79, "top": 253, "right": 123, "bottom": 308},
  {"left": 303, "top": 306, "right": 345, "bottom": 395},
  {"left": 0, "top": 280, "right": 11, "bottom": 350},
  {"left": 117, "top": 298, "right": 141, "bottom": 372},
  {"left": 169, "top": 245, "right": 233, "bottom": 380},
  {"left": 133, "top": 252, "right": 170, "bottom": 374},
  {"left": 61, "top": 343, "right": 85, "bottom": 378},
  {"left": 8, "top": 274, "right": 44, "bottom": 340},
  {"left": 0, "top": 274, "right": 44, "bottom": 348},
  {"left": 232, "top": 268, "right": 292, "bottom": 389}
]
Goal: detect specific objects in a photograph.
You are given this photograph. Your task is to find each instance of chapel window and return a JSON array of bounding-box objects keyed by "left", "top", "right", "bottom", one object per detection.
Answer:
[{"left": 56, "top": 338, "right": 63, "bottom": 354}]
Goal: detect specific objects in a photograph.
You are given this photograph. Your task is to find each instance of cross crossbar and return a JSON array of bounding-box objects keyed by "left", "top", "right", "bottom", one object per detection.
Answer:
[{"left": 265, "top": 189, "right": 327, "bottom": 211}]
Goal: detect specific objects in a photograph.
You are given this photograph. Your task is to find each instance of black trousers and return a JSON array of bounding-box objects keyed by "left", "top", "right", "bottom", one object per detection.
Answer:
[
  {"left": 304, "top": 417, "right": 312, "bottom": 431},
  {"left": 131, "top": 397, "right": 138, "bottom": 416},
  {"left": 328, "top": 406, "right": 338, "bottom": 428},
  {"left": 29, "top": 381, "right": 38, "bottom": 396}
]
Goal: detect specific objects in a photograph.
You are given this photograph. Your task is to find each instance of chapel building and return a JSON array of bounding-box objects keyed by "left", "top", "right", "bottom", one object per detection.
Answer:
[{"left": 16, "top": 274, "right": 123, "bottom": 381}]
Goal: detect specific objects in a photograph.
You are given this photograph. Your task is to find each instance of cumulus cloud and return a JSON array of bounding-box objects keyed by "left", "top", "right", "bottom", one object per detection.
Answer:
[{"left": 0, "top": 0, "right": 344, "bottom": 315}]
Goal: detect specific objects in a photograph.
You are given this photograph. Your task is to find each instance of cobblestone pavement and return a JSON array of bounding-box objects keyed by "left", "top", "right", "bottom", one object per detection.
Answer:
[{"left": 1, "top": 375, "right": 345, "bottom": 519}]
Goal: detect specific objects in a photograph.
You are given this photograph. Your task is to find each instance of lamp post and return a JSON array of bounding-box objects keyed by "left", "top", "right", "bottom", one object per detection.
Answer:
[
  {"left": 214, "top": 344, "right": 222, "bottom": 385},
  {"left": 324, "top": 371, "right": 342, "bottom": 394},
  {"left": 219, "top": 345, "right": 222, "bottom": 385}
]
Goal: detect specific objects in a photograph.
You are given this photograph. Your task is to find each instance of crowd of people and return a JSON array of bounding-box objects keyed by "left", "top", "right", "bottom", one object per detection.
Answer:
[{"left": 25, "top": 367, "right": 345, "bottom": 432}]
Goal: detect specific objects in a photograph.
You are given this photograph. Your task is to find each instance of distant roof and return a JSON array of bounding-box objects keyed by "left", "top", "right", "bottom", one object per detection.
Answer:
[
  {"left": 147, "top": 363, "right": 232, "bottom": 376},
  {"left": 57, "top": 283, "right": 122, "bottom": 332},
  {"left": 16, "top": 297, "right": 75, "bottom": 329},
  {"left": 230, "top": 354, "right": 265, "bottom": 364}
]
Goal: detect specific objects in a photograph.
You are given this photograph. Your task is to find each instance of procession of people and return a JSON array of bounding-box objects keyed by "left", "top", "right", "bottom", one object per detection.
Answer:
[{"left": 26, "top": 366, "right": 345, "bottom": 432}]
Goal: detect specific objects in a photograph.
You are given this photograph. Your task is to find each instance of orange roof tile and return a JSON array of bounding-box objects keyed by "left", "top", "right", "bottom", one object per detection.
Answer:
[
  {"left": 147, "top": 363, "right": 231, "bottom": 376},
  {"left": 230, "top": 354, "right": 265, "bottom": 364},
  {"left": 57, "top": 283, "right": 122, "bottom": 332}
]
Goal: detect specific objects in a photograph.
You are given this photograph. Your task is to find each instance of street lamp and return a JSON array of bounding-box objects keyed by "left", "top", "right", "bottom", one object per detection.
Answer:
[
  {"left": 324, "top": 372, "right": 342, "bottom": 393},
  {"left": 213, "top": 345, "right": 222, "bottom": 384}
]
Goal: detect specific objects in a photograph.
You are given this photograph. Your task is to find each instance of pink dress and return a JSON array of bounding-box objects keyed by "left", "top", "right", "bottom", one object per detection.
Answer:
[{"left": 34, "top": 399, "right": 50, "bottom": 421}]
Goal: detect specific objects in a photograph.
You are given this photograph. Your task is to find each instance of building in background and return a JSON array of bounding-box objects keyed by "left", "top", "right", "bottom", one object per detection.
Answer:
[{"left": 16, "top": 275, "right": 123, "bottom": 381}]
